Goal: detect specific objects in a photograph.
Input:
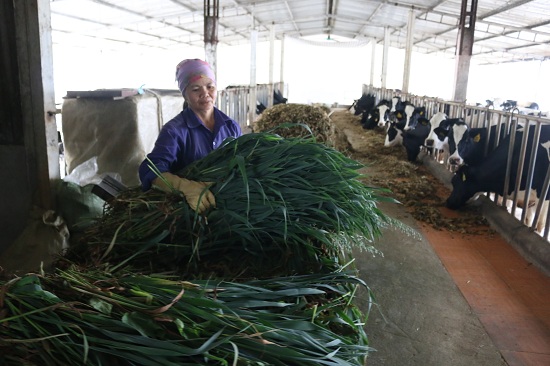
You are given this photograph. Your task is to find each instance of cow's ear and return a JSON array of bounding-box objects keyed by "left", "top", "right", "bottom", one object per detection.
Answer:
[{"left": 473, "top": 133, "right": 481, "bottom": 143}]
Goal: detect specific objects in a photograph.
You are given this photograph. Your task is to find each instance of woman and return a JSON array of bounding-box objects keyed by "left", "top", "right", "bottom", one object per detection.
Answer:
[{"left": 139, "top": 59, "right": 242, "bottom": 213}]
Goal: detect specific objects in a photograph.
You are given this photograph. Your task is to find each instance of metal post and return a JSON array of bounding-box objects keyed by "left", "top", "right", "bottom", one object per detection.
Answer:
[
  {"left": 452, "top": 0, "right": 478, "bottom": 102},
  {"left": 381, "top": 27, "right": 389, "bottom": 89},
  {"left": 249, "top": 29, "right": 258, "bottom": 127},
  {"left": 203, "top": 0, "right": 219, "bottom": 78},
  {"left": 370, "top": 38, "right": 376, "bottom": 87},
  {"left": 402, "top": 8, "right": 415, "bottom": 94},
  {"left": 268, "top": 23, "right": 275, "bottom": 108}
]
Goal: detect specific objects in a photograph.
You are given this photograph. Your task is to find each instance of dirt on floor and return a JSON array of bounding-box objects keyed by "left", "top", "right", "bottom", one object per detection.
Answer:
[{"left": 329, "top": 109, "right": 496, "bottom": 237}]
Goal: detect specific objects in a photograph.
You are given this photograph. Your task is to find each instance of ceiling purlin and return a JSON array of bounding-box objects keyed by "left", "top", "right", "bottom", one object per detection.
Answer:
[
  {"left": 468, "top": 18, "right": 550, "bottom": 53},
  {"left": 283, "top": 1, "right": 301, "bottom": 35},
  {"left": 50, "top": 9, "right": 199, "bottom": 48},
  {"left": 71, "top": 0, "right": 205, "bottom": 47},
  {"left": 354, "top": 2, "right": 386, "bottom": 40},
  {"left": 478, "top": 0, "right": 535, "bottom": 20},
  {"left": 479, "top": 19, "right": 550, "bottom": 38},
  {"left": 231, "top": 0, "right": 277, "bottom": 35}
]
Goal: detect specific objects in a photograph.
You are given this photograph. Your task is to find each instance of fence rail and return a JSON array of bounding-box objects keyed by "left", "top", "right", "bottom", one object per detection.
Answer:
[{"left": 217, "top": 82, "right": 287, "bottom": 131}]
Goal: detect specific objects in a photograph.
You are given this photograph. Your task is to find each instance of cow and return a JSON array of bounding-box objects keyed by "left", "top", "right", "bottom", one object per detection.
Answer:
[
  {"left": 274, "top": 89, "right": 288, "bottom": 105},
  {"left": 360, "top": 110, "right": 378, "bottom": 129},
  {"left": 446, "top": 125, "right": 550, "bottom": 232},
  {"left": 448, "top": 123, "right": 508, "bottom": 167},
  {"left": 390, "top": 102, "right": 415, "bottom": 131},
  {"left": 384, "top": 120, "right": 406, "bottom": 147},
  {"left": 390, "top": 96, "right": 402, "bottom": 113},
  {"left": 402, "top": 117, "right": 431, "bottom": 162},
  {"left": 255, "top": 89, "right": 287, "bottom": 114},
  {"left": 375, "top": 99, "right": 392, "bottom": 128},
  {"left": 349, "top": 93, "right": 376, "bottom": 116},
  {"left": 405, "top": 106, "right": 427, "bottom": 131},
  {"left": 359, "top": 99, "right": 392, "bottom": 130},
  {"left": 424, "top": 112, "right": 448, "bottom": 153}
]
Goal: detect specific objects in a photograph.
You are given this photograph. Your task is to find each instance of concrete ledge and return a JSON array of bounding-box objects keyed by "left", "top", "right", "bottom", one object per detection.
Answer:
[{"left": 419, "top": 151, "right": 550, "bottom": 277}]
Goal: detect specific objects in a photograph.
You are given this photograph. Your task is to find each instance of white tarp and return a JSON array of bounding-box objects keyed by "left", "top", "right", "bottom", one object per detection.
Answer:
[{"left": 61, "top": 89, "right": 183, "bottom": 187}]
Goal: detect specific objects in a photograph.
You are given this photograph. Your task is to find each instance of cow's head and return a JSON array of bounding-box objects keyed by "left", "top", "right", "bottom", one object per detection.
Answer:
[
  {"left": 385, "top": 122, "right": 404, "bottom": 147},
  {"left": 377, "top": 105, "right": 390, "bottom": 128},
  {"left": 447, "top": 122, "right": 470, "bottom": 166},
  {"left": 446, "top": 165, "right": 479, "bottom": 209}
]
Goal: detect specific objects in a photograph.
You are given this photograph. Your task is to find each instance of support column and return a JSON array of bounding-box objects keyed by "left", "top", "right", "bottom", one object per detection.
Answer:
[
  {"left": 452, "top": 0, "right": 478, "bottom": 102},
  {"left": 370, "top": 39, "right": 376, "bottom": 86},
  {"left": 268, "top": 23, "right": 275, "bottom": 108},
  {"left": 249, "top": 29, "right": 258, "bottom": 126},
  {"left": 280, "top": 35, "right": 286, "bottom": 83},
  {"left": 203, "top": 0, "right": 219, "bottom": 78},
  {"left": 381, "top": 27, "right": 390, "bottom": 89},
  {"left": 15, "top": 0, "right": 58, "bottom": 206},
  {"left": 402, "top": 8, "right": 415, "bottom": 94}
]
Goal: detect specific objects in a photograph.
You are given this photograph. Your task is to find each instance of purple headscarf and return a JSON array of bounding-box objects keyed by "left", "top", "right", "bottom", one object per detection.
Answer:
[{"left": 175, "top": 59, "right": 216, "bottom": 94}]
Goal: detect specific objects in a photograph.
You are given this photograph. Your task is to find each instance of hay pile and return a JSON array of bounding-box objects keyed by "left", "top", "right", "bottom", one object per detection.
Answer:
[{"left": 253, "top": 103, "right": 337, "bottom": 146}]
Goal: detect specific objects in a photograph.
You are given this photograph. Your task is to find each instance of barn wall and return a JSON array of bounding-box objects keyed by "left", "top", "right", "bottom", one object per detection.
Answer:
[{"left": 0, "top": 0, "right": 58, "bottom": 254}]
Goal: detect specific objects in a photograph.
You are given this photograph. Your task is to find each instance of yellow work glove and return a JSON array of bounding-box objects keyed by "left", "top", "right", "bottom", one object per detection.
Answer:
[{"left": 153, "top": 172, "right": 215, "bottom": 214}]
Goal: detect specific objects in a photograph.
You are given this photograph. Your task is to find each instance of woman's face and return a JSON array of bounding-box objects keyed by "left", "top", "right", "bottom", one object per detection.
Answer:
[{"left": 184, "top": 77, "right": 216, "bottom": 113}]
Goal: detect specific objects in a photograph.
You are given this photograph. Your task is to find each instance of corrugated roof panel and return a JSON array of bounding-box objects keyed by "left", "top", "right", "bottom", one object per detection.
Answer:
[{"left": 48, "top": 0, "right": 550, "bottom": 64}]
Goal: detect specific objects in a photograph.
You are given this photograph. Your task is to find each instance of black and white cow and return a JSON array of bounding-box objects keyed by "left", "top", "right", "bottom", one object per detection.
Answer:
[
  {"left": 360, "top": 110, "right": 377, "bottom": 129},
  {"left": 405, "top": 106, "right": 427, "bottom": 131},
  {"left": 424, "top": 112, "right": 448, "bottom": 153},
  {"left": 402, "top": 117, "right": 431, "bottom": 162},
  {"left": 390, "top": 102, "right": 415, "bottom": 131},
  {"left": 360, "top": 99, "right": 392, "bottom": 130},
  {"left": 446, "top": 125, "right": 550, "bottom": 232},
  {"left": 384, "top": 120, "right": 406, "bottom": 147},
  {"left": 448, "top": 123, "right": 507, "bottom": 167},
  {"left": 390, "top": 96, "right": 402, "bottom": 113},
  {"left": 350, "top": 93, "right": 376, "bottom": 116}
]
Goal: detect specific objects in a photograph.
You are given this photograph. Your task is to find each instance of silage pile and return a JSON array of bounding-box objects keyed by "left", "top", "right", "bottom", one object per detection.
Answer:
[{"left": 253, "top": 103, "right": 337, "bottom": 146}]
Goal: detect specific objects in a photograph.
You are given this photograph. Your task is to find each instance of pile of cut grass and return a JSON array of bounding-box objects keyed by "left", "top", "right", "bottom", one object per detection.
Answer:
[
  {"left": 0, "top": 132, "right": 412, "bottom": 365},
  {"left": 253, "top": 103, "right": 336, "bottom": 146},
  {"left": 69, "top": 132, "right": 408, "bottom": 279}
]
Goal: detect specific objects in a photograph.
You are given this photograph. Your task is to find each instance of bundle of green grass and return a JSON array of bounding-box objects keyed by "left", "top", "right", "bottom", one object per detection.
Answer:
[
  {"left": 0, "top": 132, "right": 412, "bottom": 365},
  {"left": 70, "top": 132, "right": 401, "bottom": 277},
  {"left": 0, "top": 268, "right": 372, "bottom": 365},
  {"left": 253, "top": 103, "right": 336, "bottom": 146}
]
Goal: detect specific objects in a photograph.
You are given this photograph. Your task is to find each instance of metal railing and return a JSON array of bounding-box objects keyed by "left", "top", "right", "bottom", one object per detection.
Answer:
[
  {"left": 362, "top": 84, "right": 550, "bottom": 241},
  {"left": 217, "top": 82, "right": 287, "bottom": 131}
]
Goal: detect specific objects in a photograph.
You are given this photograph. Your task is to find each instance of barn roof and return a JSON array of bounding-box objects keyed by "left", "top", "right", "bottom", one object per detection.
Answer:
[{"left": 50, "top": 0, "right": 550, "bottom": 65}]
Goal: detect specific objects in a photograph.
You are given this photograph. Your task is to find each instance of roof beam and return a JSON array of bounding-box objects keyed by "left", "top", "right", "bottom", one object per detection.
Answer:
[
  {"left": 50, "top": 10, "right": 197, "bottom": 47},
  {"left": 478, "top": 0, "right": 535, "bottom": 20}
]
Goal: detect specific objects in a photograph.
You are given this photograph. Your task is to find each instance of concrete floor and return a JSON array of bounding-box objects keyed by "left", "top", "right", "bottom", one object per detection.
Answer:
[{"left": 354, "top": 199, "right": 507, "bottom": 366}]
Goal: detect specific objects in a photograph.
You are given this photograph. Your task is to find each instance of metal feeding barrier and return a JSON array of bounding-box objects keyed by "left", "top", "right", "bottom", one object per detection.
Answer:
[
  {"left": 362, "top": 85, "right": 550, "bottom": 242},
  {"left": 216, "top": 82, "right": 288, "bottom": 131}
]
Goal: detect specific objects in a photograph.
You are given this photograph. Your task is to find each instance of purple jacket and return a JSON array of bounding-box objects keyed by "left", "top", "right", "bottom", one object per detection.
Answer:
[{"left": 139, "top": 107, "right": 242, "bottom": 190}]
